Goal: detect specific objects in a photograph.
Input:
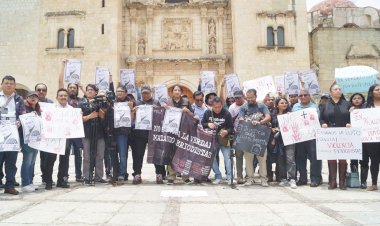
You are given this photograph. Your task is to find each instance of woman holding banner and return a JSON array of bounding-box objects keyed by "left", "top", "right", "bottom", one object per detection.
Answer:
[{"left": 320, "top": 84, "right": 351, "bottom": 190}]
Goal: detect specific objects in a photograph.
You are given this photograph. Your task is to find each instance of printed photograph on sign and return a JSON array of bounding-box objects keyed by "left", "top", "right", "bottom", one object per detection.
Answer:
[
  {"left": 0, "top": 122, "right": 21, "bottom": 152},
  {"left": 95, "top": 66, "right": 110, "bottom": 91},
  {"left": 335, "top": 65, "right": 379, "bottom": 93},
  {"left": 200, "top": 71, "right": 216, "bottom": 93},
  {"left": 162, "top": 107, "right": 183, "bottom": 134},
  {"left": 351, "top": 108, "right": 380, "bottom": 143},
  {"left": 64, "top": 59, "right": 81, "bottom": 84},
  {"left": 135, "top": 105, "right": 153, "bottom": 130},
  {"left": 300, "top": 70, "right": 320, "bottom": 94},
  {"left": 225, "top": 74, "right": 240, "bottom": 97},
  {"left": 242, "top": 76, "right": 276, "bottom": 101},
  {"left": 284, "top": 71, "right": 300, "bottom": 95},
  {"left": 19, "top": 112, "right": 42, "bottom": 144},
  {"left": 154, "top": 84, "right": 169, "bottom": 104},
  {"left": 120, "top": 69, "right": 136, "bottom": 93},
  {"left": 114, "top": 102, "right": 132, "bottom": 128}
]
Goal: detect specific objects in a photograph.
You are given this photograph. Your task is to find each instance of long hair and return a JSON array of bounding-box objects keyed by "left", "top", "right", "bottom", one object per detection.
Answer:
[
  {"left": 274, "top": 97, "right": 291, "bottom": 115},
  {"left": 349, "top": 92, "right": 365, "bottom": 108},
  {"left": 366, "top": 84, "right": 380, "bottom": 108}
]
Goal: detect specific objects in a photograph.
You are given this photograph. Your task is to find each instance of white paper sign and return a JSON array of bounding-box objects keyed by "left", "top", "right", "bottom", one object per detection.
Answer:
[
  {"left": 39, "top": 102, "right": 54, "bottom": 111},
  {"left": 29, "top": 133, "right": 66, "bottom": 155},
  {"left": 154, "top": 84, "right": 169, "bottom": 104},
  {"left": 242, "top": 76, "right": 276, "bottom": 101},
  {"left": 120, "top": 69, "right": 136, "bottom": 94},
  {"left": 277, "top": 108, "right": 321, "bottom": 145},
  {"left": 114, "top": 102, "right": 131, "bottom": 128},
  {"left": 19, "top": 113, "right": 42, "bottom": 144},
  {"left": 225, "top": 74, "right": 241, "bottom": 97},
  {"left": 95, "top": 66, "right": 110, "bottom": 91},
  {"left": 351, "top": 108, "right": 380, "bottom": 143},
  {"left": 42, "top": 108, "right": 84, "bottom": 139},
  {"left": 284, "top": 72, "right": 300, "bottom": 95},
  {"left": 200, "top": 71, "right": 216, "bottom": 93},
  {"left": 161, "top": 107, "right": 183, "bottom": 134},
  {"left": 300, "top": 70, "right": 320, "bottom": 94},
  {"left": 64, "top": 59, "right": 81, "bottom": 84},
  {"left": 135, "top": 105, "right": 153, "bottom": 130},
  {"left": 316, "top": 128, "right": 362, "bottom": 160},
  {"left": 274, "top": 75, "right": 285, "bottom": 94},
  {"left": 0, "top": 121, "right": 20, "bottom": 152}
]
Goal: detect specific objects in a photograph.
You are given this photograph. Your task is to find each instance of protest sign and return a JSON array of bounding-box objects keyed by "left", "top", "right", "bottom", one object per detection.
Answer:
[
  {"left": 200, "top": 71, "right": 216, "bottom": 93},
  {"left": 154, "top": 84, "right": 169, "bottom": 104},
  {"left": 277, "top": 108, "right": 321, "bottom": 145},
  {"left": 114, "top": 102, "right": 131, "bottom": 128},
  {"left": 135, "top": 105, "right": 153, "bottom": 130},
  {"left": 147, "top": 107, "right": 177, "bottom": 165},
  {"left": 335, "top": 66, "right": 379, "bottom": 93},
  {"left": 242, "top": 76, "right": 276, "bottom": 101},
  {"left": 284, "top": 71, "right": 300, "bottom": 95},
  {"left": 161, "top": 107, "right": 183, "bottom": 134},
  {"left": 29, "top": 133, "right": 66, "bottom": 155},
  {"left": 0, "top": 122, "right": 20, "bottom": 152},
  {"left": 225, "top": 74, "right": 241, "bottom": 97},
  {"left": 300, "top": 70, "right": 320, "bottom": 94},
  {"left": 64, "top": 59, "right": 81, "bottom": 84},
  {"left": 39, "top": 102, "right": 54, "bottom": 111},
  {"left": 95, "top": 66, "right": 110, "bottom": 90},
  {"left": 120, "top": 69, "right": 136, "bottom": 94},
  {"left": 171, "top": 113, "right": 218, "bottom": 181},
  {"left": 316, "top": 128, "right": 362, "bottom": 160},
  {"left": 274, "top": 75, "right": 285, "bottom": 94},
  {"left": 351, "top": 108, "right": 380, "bottom": 143},
  {"left": 232, "top": 121, "right": 271, "bottom": 157},
  {"left": 19, "top": 112, "right": 42, "bottom": 144},
  {"left": 42, "top": 108, "right": 84, "bottom": 139}
]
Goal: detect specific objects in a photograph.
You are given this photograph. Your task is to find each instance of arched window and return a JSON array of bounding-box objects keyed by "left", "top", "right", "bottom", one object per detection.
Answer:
[
  {"left": 67, "top": 29, "right": 75, "bottom": 48},
  {"left": 277, "top": 26, "right": 285, "bottom": 47},
  {"left": 57, "top": 29, "right": 65, "bottom": 49},
  {"left": 267, "top": 27, "right": 274, "bottom": 47}
]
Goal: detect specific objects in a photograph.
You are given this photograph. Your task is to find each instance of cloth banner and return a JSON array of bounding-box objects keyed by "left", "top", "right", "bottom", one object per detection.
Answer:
[
  {"left": 277, "top": 108, "right": 321, "bottom": 145},
  {"left": 64, "top": 59, "right": 81, "bottom": 84},
  {"left": 274, "top": 75, "right": 285, "bottom": 94},
  {"left": 120, "top": 69, "right": 136, "bottom": 94},
  {"left": 316, "top": 128, "right": 362, "bottom": 160},
  {"left": 171, "top": 113, "right": 218, "bottom": 181},
  {"left": 135, "top": 105, "right": 153, "bottom": 130},
  {"left": 225, "top": 74, "right": 240, "bottom": 97},
  {"left": 335, "top": 65, "right": 379, "bottom": 93},
  {"left": 300, "top": 70, "right": 320, "bottom": 94},
  {"left": 200, "top": 71, "right": 216, "bottom": 93},
  {"left": 154, "top": 84, "right": 169, "bottom": 104},
  {"left": 232, "top": 121, "right": 271, "bottom": 157},
  {"left": 161, "top": 107, "right": 182, "bottom": 134},
  {"left": 284, "top": 71, "right": 300, "bottom": 95},
  {"left": 95, "top": 66, "right": 110, "bottom": 91},
  {"left": 243, "top": 76, "right": 276, "bottom": 101},
  {"left": 351, "top": 108, "right": 380, "bottom": 143},
  {"left": 147, "top": 107, "right": 177, "bottom": 165},
  {"left": 42, "top": 108, "right": 84, "bottom": 139},
  {"left": 19, "top": 112, "right": 42, "bottom": 144},
  {"left": 114, "top": 102, "right": 131, "bottom": 128},
  {"left": 0, "top": 121, "right": 20, "bottom": 152}
]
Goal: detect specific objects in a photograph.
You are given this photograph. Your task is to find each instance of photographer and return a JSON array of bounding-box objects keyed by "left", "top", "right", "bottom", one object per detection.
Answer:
[{"left": 79, "top": 84, "right": 108, "bottom": 185}]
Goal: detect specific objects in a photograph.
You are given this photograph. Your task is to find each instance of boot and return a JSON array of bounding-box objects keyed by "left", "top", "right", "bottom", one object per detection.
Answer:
[
  {"left": 339, "top": 162, "right": 347, "bottom": 190},
  {"left": 360, "top": 166, "right": 368, "bottom": 189},
  {"left": 328, "top": 162, "right": 337, "bottom": 190}
]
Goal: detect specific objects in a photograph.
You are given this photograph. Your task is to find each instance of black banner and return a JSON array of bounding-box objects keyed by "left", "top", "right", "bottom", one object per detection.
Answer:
[
  {"left": 171, "top": 113, "right": 219, "bottom": 181},
  {"left": 232, "top": 121, "right": 271, "bottom": 157}
]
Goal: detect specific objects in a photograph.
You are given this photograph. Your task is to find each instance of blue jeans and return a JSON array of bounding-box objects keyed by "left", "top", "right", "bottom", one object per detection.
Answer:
[
  {"left": 21, "top": 145, "right": 38, "bottom": 187},
  {"left": 212, "top": 146, "right": 232, "bottom": 181},
  {"left": 0, "top": 151, "right": 18, "bottom": 189},
  {"left": 69, "top": 139, "right": 82, "bottom": 179},
  {"left": 115, "top": 134, "right": 128, "bottom": 177}
]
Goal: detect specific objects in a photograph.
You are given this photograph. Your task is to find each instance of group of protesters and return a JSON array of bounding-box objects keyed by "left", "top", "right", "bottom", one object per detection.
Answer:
[{"left": 1, "top": 64, "right": 380, "bottom": 195}]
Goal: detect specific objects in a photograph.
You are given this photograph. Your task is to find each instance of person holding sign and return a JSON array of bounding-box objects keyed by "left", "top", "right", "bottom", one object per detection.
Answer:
[
  {"left": 238, "top": 89, "right": 271, "bottom": 187},
  {"left": 320, "top": 84, "right": 351, "bottom": 190}
]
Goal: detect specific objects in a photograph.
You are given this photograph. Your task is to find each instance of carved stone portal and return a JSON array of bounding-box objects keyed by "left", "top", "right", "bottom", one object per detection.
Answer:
[{"left": 162, "top": 18, "right": 192, "bottom": 50}]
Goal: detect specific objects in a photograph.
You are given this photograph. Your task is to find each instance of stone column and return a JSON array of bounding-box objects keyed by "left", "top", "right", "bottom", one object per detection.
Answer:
[
  {"left": 201, "top": 7, "right": 208, "bottom": 55},
  {"left": 147, "top": 7, "right": 154, "bottom": 55},
  {"left": 217, "top": 7, "right": 224, "bottom": 55},
  {"left": 130, "top": 8, "right": 137, "bottom": 56}
]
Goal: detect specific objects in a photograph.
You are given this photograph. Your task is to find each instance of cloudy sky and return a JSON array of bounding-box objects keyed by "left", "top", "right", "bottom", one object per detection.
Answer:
[{"left": 306, "top": 0, "right": 380, "bottom": 10}]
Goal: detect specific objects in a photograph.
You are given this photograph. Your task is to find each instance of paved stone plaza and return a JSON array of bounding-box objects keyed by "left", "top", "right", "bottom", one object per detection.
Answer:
[{"left": 0, "top": 154, "right": 379, "bottom": 226}]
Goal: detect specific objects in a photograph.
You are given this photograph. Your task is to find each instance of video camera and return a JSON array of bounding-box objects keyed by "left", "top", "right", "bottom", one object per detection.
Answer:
[{"left": 87, "top": 90, "right": 115, "bottom": 112}]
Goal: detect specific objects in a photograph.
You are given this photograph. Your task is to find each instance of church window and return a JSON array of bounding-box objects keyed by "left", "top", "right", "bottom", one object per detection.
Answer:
[
  {"left": 277, "top": 26, "right": 285, "bottom": 47},
  {"left": 67, "top": 29, "right": 75, "bottom": 48},
  {"left": 102, "top": 0, "right": 105, "bottom": 8},
  {"left": 267, "top": 27, "right": 274, "bottom": 47},
  {"left": 57, "top": 29, "right": 65, "bottom": 49}
]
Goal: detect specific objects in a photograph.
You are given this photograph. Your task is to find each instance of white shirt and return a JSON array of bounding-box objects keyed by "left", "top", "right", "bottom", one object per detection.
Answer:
[{"left": 0, "top": 91, "right": 16, "bottom": 120}]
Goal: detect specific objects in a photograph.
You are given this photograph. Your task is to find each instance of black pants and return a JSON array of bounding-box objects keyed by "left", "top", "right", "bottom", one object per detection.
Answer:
[
  {"left": 42, "top": 152, "right": 57, "bottom": 185},
  {"left": 106, "top": 135, "right": 119, "bottom": 180},
  {"left": 363, "top": 143, "right": 380, "bottom": 185},
  {"left": 40, "top": 151, "right": 47, "bottom": 181},
  {"left": 57, "top": 140, "right": 71, "bottom": 183},
  {"left": 295, "top": 140, "right": 322, "bottom": 184}
]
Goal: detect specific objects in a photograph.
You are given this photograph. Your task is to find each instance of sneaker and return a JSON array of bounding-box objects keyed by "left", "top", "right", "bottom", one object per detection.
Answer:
[
  {"left": 184, "top": 179, "right": 193, "bottom": 185},
  {"left": 133, "top": 175, "right": 142, "bottom": 185},
  {"left": 261, "top": 180, "right": 269, "bottom": 187},
  {"left": 96, "top": 179, "right": 109, "bottom": 184},
  {"left": 83, "top": 179, "right": 91, "bottom": 186},
  {"left": 213, "top": 179, "right": 222, "bottom": 185},
  {"left": 166, "top": 179, "right": 174, "bottom": 185},
  {"left": 279, "top": 179, "right": 288, "bottom": 187},
  {"left": 21, "top": 185, "right": 35, "bottom": 193},
  {"left": 289, "top": 179, "right": 297, "bottom": 189},
  {"left": 244, "top": 179, "right": 255, "bottom": 186},
  {"left": 30, "top": 184, "right": 39, "bottom": 191},
  {"left": 156, "top": 174, "right": 164, "bottom": 184},
  {"left": 76, "top": 177, "right": 84, "bottom": 183}
]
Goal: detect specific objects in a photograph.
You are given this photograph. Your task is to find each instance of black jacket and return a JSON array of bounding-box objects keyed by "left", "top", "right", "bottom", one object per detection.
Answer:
[{"left": 201, "top": 108, "right": 233, "bottom": 135}]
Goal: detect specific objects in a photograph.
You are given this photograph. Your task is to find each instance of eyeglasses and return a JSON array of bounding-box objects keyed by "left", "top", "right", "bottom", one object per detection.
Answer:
[
  {"left": 195, "top": 98, "right": 203, "bottom": 102},
  {"left": 299, "top": 94, "right": 310, "bottom": 97},
  {"left": 37, "top": 89, "right": 46, "bottom": 92}
]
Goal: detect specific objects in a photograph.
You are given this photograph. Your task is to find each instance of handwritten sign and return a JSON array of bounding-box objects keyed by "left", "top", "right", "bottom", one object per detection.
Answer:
[
  {"left": 135, "top": 105, "right": 153, "bottom": 130},
  {"left": 243, "top": 76, "right": 276, "bottom": 101},
  {"left": 277, "top": 108, "right": 321, "bottom": 145},
  {"left": 284, "top": 71, "right": 300, "bottom": 95},
  {"left": 225, "top": 74, "right": 240, "bottom": 97},
  {"left": 120, "top": 69, "right": 136, "bottom": 94},
  {"left": 95, "top": 66, "right": 110, "bottom": 91},
  {"left": 154, "top": 84, "right": 169, "bottom": 104},
  {"left": 39, "top": 102, "right": 54, "bottom": 111},
  {"left": 29, "top": 132, "right": 66, "bottom": 155},
  {"left": 19, "top": 113, "right": 42, "bottom": 144},
  {"left": 64, "top": 59, "right": 81, "bottom": 84},
  {"left": 274, "top": 75, "right": 285, "bottom": 93},
  {"left": 232, "top": 121, "right": 271, "bottom": 157},
  {"left": 114, "top": 102, "right": 131, "bottom": 128},
  {"left": 162, "top": 107, "right": 183, "bottom": 134},
  {"left": 316, "top": 128, "right": 362, "bottom": 160},
  {"left": 300, "top": 70, "right": 320, "bottom": 94},
  {"left": 351, "top": 108, "right": 380, "bottom": 143},
  {"left": 200, "top": 71, "right": 216, "bottom": 93},
  {"left": 0, "top": 122, "right": 20, "bottom": 152},
  {"left": 335, "top": 66, "right": 379, "bottom": 93},
  {"left": 42, "top": 108, "right": 84, "bottom": 139}
]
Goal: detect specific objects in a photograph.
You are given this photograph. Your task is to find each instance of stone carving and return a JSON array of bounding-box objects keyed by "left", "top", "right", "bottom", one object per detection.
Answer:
[
  {"left": 208, "top": 19, "right": 216, "bottom": 35},
  {"left": 138, "top": 39, "right": 146, "bottom": 55},
  {"left": 209, "top": 37, "right": 216, "bottom": 54},
  {"left": 162, "top": 18, "right": 192, "bottom": 50}
]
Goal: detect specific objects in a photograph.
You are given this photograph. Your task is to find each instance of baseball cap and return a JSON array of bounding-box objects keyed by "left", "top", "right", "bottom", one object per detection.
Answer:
[
  {"left": 27, "top": 91, "right": 38, "bottom": 98},
  {"left": 141, "top": 85, "right": 152, "bottom": 93},
  {"left": 233, "top": 90, "right": 244, "bottom": 98}
]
